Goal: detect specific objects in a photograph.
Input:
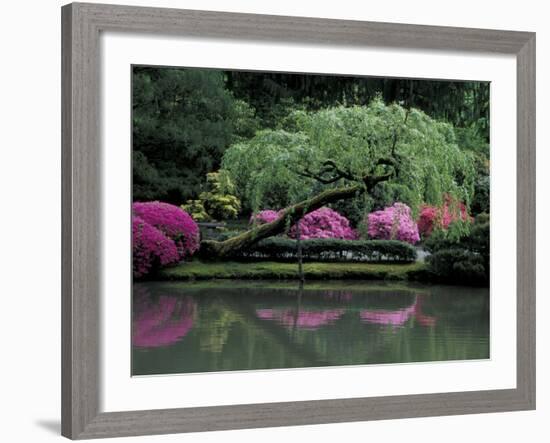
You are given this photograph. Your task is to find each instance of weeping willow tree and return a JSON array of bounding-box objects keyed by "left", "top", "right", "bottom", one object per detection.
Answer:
[{"left": 201, "top": 99, "right": 475, "bottom": 258}]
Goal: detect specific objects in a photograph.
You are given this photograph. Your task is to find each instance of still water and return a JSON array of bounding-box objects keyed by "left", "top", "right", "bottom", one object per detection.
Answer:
[{"left": 132, "top": 281, "right": 489, "bottom": 375}]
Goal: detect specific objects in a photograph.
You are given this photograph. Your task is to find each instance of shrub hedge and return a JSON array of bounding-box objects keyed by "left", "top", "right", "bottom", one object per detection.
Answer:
[
  {"left": 424, "top": 213, "right": 490, "bottom": 286},
  {"left": 224, "top": 237, "right": 417, "bottom": 263}
]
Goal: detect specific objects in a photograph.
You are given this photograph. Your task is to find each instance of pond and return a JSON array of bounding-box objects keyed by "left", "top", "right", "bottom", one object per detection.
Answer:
[{"left": 132, "top": 280, "right": 489, "bottom": 376}]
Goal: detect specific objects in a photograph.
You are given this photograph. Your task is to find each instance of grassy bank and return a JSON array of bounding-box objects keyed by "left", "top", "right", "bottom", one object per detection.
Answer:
[{"left": 157, "top": 260, "right": 426, "bottom": 281}]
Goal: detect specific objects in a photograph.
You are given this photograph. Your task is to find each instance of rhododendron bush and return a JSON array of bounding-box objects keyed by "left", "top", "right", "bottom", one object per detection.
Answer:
[
  {"left": 417, "top": 195, "right": 472, "bottom": 237},
  {"left": 132, "top": 202, "right": 199, "bottom": 277},
  {"left": 250, "top": 207, "right": 357, "bottom": 240},
  {"left": 289, "top": 207, "right": 358, "bottom": 240},
  {"left": 364, "top": 203, "right": 420, "bottom": 245}
]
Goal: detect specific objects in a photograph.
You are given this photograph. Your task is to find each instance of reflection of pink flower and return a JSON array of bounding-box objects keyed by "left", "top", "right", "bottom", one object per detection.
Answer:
[
  {"left": 256, "top": 308, "right": 344, "bottom": 330},
  {"left": 360, "top": 304, "right": 416, "bottom": 326},
  {"left": 133, "top": 291, "right": 196, "bottom": 348},
  {"left": 360, "top": 296, "right": 436, "bottom": 327}
]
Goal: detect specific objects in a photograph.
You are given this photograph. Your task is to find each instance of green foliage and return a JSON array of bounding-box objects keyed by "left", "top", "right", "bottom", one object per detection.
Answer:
[
  {"left": 132, "top": 66, "right": 490, "bottom": 215},
  {"left": 330, "top": 193, "right": 373, "bottom": 227},
  {"left": 220, "top": 237, "right": 417, "bottom": 263},
  {"left": 232, "top": 99, "right": 260, "bottom": 141},
  {"left": 182, "top": 171, "right": 241, "bottom": 222},
  {"left": 159, "top": 259, "right": 425, "bottom": 281},
  {"left": 471, "top": 175, "right": 490, "bottom": 215},
  {"left": 200, "top": 172, "right": 241, "bottom": 220},
  {"left": 456, "top": 127, "right": 489, "bottom": 216},
  {"left": 227, "top": 71, "right": 490, "bottom": 141},
  {"left": 221, "top": 129, "right": 312, "bottom": 211},
  {"left": 132, "top": 67, "right": 242, "bottom": 203},
  {"left": 455, "top": 125, "right": 489, "bottom": 157},
  {"left": 425, "top": 213, "right": 490, "bottom": 286},
  {"left": 426, "top": 249, "right": 487, "bottom": 285},
  {"left": 180, "top": 199, "right": 210, "bottom": 222},
  {"left": 424, "top": 213, "right": 488, "bottom": 253},
  {"left": 222, "top": 100, "right": 476, "bottom": 215}
]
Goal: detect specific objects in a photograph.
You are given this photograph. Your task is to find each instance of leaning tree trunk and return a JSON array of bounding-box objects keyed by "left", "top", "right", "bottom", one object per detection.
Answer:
[{"left": 200, "top": 184, "right": 363, "bottom": 258}]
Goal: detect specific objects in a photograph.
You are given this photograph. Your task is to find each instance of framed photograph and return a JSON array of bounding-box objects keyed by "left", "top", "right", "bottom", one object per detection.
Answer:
[{"left": 61, "top": 2, "right": 535, "bottom": 439}]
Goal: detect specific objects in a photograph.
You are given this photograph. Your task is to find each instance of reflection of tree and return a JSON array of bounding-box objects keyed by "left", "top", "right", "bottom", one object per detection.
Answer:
[
  {"left": 359, "top": 295, "right": 436, "bottom": 328},
  {"left": 132, "top": 287, "right": 196, "bottom": 348},
  {"left": 322, "top": 291, "right": 353, "bottom": 302},
  {"left": 198, "top": 303, "right": 243, "bottom": 353},
  {"left": 132, "top": 282, "right": 488, "bottom": 375}
]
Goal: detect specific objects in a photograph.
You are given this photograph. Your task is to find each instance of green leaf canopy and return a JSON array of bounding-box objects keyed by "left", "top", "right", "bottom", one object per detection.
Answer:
[{"left": 222, "top": 99, "right": 475, "bottom": 216}]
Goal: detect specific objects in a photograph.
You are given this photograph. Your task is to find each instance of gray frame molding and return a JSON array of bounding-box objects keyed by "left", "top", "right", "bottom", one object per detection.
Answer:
[{"left": 61, "top": 2, "right": 536, "bottom": 439}]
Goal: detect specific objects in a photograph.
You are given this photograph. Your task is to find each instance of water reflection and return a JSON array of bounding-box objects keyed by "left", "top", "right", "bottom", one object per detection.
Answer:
[
  {"left": 132, "top": 286, "right": 196, "bottom": 349},
  {"left": 132, "top": 281, "right": 489, "bottom": 375},
  {"left": 256, "top": 308, "right": 345, "bottom": 330},
  {"left": 360, "top": 296, "right": 436, "bottom": 328}
]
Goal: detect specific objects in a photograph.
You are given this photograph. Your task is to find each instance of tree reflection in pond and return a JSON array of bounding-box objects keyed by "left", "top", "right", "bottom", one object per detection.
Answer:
[{"left": 132, "top": 281, "right": 489, "bottom": 375}]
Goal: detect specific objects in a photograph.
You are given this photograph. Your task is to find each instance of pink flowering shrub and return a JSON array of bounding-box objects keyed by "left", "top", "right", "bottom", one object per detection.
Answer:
[
  {"left": 417, "top": 195, "right": 471, "bottom": 237},
  {"left": 289, "top": 207, "right": 358, "bottom": 240},
  {"left": 133, "top": 201, "right": 200, "bottom": 260},
  {"left": 250, "top": 207, "right": 357, "bottom": 240},
  {"left": 364, "top": 203, "right": 420, "bottom": 245},
  {"left": 132, "top": 216, "right": 179, "bottom": 278},
  {"left": 249, "top": 209, "right": 281, "bottom": 225}
]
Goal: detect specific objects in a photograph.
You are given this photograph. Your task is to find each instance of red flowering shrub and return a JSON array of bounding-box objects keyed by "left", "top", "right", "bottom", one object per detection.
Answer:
[
  {"left": 133, "top": 201, "right": 200, "bottom": 260},
  {"left": 289, "top": 207, "right": 358, "bottom": 240},
  {"left": 132, "top": 216, "right": 179, "bottom": 278},
  {"left": 417, "top": 195, "right": 471, "bottom": 237},
  {"left": 364, "top": 203, "right": 420, "bottom": 245}
]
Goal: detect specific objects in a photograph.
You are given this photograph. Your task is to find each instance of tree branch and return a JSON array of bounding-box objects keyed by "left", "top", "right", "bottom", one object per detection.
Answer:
[
  {"left": 293, "top": 167, "right": 344, "bottom": 184},
  {"left": 201, "top": 184, "right": 363, "bottom": 258},
  {"left": 321, "top": 160, "right": 356, "bottom": 181},
  {"left": 291, "top": 159, "right": 358, "bottom": 185}
]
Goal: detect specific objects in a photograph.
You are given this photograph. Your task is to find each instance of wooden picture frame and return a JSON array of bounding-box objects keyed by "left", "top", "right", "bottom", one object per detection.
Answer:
[{"left": 61, "top": 2, "right": 535, "bottom": 439}]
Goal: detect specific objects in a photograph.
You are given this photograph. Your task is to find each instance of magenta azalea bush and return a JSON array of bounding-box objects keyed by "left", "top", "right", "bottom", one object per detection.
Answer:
[
  {"left": 250, "top": 207, "right": 357, "bottom": 239},
  {"left": 289, "top": 207, "right": 358, "bottom": 240},
  {"left": 249, "top": 209, "right": 281, "bottom": 225},
  {"left": 133, "top": 201, "right": 200, "bottom": 260},
  {"left": 132, "top": 216, "right": 179, "bottom": 277},
  {"left": 132, "top": 202, "right": 200, "bottom": 278},
  {"left": 364, "top": 203, "right": 420, "bottom": 244}
]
